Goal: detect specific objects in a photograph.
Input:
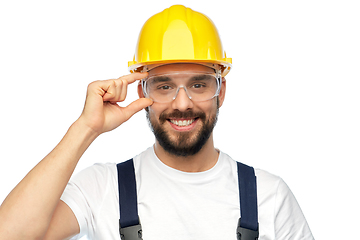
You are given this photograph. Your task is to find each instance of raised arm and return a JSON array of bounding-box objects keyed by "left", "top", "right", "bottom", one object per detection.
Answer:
[{"left": 0, "top": 72, "right": 152, "bottom": 240}]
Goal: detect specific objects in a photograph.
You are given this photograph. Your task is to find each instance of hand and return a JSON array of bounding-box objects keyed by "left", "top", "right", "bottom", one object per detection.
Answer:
[{"left": 78, "top": 72, "right": 152, "bottom": 136}]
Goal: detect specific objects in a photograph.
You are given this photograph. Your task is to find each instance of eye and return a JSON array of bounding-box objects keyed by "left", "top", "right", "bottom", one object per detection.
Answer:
[
  {"left": 157, "top": 84, "right": 173, "bottom": 90},
  {"left": 191, "top": 83, "right": 206, "bottom": 89}
]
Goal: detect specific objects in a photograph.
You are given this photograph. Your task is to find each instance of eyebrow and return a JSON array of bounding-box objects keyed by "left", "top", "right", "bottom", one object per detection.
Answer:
[
  {"left": 150, "top": 74, "right": 213, "bottom": 84},
  {"left": 150, "top": 76, "right": 172, "bottom": 83},
  {"left": 190, "top": 74, "right": 213, "bottom": 81}
]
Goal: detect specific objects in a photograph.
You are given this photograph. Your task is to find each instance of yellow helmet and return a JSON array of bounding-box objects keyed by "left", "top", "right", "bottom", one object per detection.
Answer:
[{"left": 128, "top": 5, "right": 232, "bottom": 77}]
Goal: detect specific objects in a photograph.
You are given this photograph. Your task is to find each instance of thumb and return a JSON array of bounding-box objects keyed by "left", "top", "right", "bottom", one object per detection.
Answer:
[{"left": 123, "top": 98, "right": 153, "bottom": 121}]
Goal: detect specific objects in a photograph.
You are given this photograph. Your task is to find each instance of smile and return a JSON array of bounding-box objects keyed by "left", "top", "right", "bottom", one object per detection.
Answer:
[{"left": 169, "top": 119, "right": 195, "bottom": 127}]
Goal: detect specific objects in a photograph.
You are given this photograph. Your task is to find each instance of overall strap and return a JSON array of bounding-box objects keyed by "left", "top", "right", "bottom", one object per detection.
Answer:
[
  {"left": 116, "top": 159, "right": 258, "bottom": 240},
  {"left": 117, "top": 159, "right": 143, "bottom": 240},
  {"left": 236, "top": 162, "right": 259, "bottom": 240}
]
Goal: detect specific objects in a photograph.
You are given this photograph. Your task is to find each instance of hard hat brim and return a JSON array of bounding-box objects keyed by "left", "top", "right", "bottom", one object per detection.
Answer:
[{"left": 128, "top": 59, "right": 232, "bottom": 77}]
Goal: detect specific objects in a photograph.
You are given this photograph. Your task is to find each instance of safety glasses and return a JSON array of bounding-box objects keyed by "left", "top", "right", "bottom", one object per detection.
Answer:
[{"left": 141, "top": 72, "right": 222, "bottom": 103}]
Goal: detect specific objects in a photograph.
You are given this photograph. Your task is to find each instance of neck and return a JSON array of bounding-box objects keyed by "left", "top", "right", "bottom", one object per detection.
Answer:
[{"left": 153, "top": 134, "right": 219, "bottom": 172}]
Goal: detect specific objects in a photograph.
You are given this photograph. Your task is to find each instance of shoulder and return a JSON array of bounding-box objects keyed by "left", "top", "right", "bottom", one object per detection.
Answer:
[
  {"left": 255, "top": 169, "right": 284, "bottom": 190},
  {"left": 220, "top": 152, "right": 291, "bottom": 203},
  {"left": 254, "top": 169, "right": 313, "bottom": 239},
  {"left": 71, "top": 162, "right": 118, "bottom": 185},
  {"left": 70, "top": 147, "right": 154, "bottom": 187},
  {"left": 220, "top": 152, "right": 284, "bottom": 188},
  {"left": 70, "top": 147, "right": 153, "bottom": 187},
  {"left": 63, "top": 162, "right": 119, "bottom": 204},
  {"left": 254, "top": 168, "right": 295, "bottom": 202},
  {"left": 254, "top": 168, "right": 293, "bottom": 206},
  {"left": 61, "top": 162, "right": 123, "bottom": 239}
]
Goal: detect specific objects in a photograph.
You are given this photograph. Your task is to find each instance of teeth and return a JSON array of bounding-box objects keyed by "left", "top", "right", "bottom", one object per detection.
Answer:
[{"left": 170, "top": 119, "right": 195, "bottom": 127}]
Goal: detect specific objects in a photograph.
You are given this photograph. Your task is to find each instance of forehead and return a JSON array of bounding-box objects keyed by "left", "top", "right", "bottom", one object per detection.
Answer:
[{"left": 148, "top": 63, "right": 214, "bottom": 76}]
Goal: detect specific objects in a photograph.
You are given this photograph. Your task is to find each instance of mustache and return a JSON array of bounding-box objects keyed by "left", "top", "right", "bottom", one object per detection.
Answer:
[{"left": 159, "top": 110, "right": 206, "bottom": 124}]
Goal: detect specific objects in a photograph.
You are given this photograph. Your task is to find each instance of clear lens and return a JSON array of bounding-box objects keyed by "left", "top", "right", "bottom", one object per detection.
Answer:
[{"left": 142, "top": 72, "right": 221, "bottom": 103}]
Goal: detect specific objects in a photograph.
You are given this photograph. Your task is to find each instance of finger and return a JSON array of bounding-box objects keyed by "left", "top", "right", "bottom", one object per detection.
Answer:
[
  {"left": 122, "top": 98, "right": 153, "bottom": 121},
  {"left": 119, "top": 78, "right": 128, "bottom": 102},
  {"left": 103, "top": 78, "right": 127, "bottom": 103},
  {"left": 106, "top": 78, "right": 129, "bottom": 103},
  {"left": 102, "top": 80, "right": 118, "bottom": 102},
  {"left": 92, "top": 72, "right": 148, "bottom": 102},
  {"left": 106, "top": 72, "right": 147, "bottom": 102},
  {"left": 120, "top": 72, "right": 148, "bottom": 85},
  {"left": 109, "top": 79, "right": 125, "bottom": 103}
]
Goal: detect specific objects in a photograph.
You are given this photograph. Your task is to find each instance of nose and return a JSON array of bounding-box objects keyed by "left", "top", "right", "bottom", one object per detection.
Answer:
[{"left": 171, "top": 87, "right": 193, "bottom": 111}]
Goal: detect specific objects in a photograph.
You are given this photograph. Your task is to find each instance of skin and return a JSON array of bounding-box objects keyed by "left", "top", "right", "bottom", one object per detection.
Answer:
[
  {"left": 0, "top": 63, "right": 226, "bottom": 239},
  {"left": 140, "top": 63, "right": 226, "bottom": 172}
]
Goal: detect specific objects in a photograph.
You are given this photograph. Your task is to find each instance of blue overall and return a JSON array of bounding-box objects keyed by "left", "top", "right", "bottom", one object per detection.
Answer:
[{"left": 117, "top": 159, "right": 259, "bottom": 240}]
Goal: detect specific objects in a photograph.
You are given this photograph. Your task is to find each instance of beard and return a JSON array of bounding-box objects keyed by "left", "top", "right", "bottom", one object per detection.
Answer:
[{"left": 146, "top": 102, "right": 219, "bottom": 157}]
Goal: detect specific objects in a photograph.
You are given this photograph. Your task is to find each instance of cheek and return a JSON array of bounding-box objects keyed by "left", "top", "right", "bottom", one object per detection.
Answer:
[
  {"left": 148, "top": 99, "right": 218, "bottom": 118},
  {"left": 148, "top": 103, "right": 168, "bottom": 119},
  {"left": 197, "top": 99, "right": 218, "bottom": 114}
]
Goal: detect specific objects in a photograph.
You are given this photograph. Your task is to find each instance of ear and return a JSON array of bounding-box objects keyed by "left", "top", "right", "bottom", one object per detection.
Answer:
[
  {"left": 218, "top": 78, "right": 226, "bottom": 108},
  {"left": 138, "top": 82, "right": 145, "bottom": 98}
]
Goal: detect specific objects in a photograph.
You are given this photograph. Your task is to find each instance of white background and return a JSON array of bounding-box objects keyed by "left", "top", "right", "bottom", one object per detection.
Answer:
[{"left": 0, "top": 0, "right": 359, "bottom": 239}]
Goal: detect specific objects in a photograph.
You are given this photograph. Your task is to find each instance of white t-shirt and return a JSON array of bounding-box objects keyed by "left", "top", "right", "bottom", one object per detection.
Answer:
[{"left": 61, "top": 147, "right": 313, "bottom": 240}]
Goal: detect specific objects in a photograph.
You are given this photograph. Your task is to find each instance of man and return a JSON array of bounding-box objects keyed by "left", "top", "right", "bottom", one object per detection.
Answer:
[{"left": 0, "top": 5, "right": 313, "bottom": 240}]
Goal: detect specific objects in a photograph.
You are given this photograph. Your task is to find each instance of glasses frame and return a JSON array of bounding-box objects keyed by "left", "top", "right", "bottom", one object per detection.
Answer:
[{"left": 141, "top": 70, "right": 222, "bottom": 103}]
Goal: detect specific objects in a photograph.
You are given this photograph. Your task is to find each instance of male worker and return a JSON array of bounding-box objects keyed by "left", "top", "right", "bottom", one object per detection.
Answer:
[{"left": 0, "top": 5, "right": 313, "bottom": 240}]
